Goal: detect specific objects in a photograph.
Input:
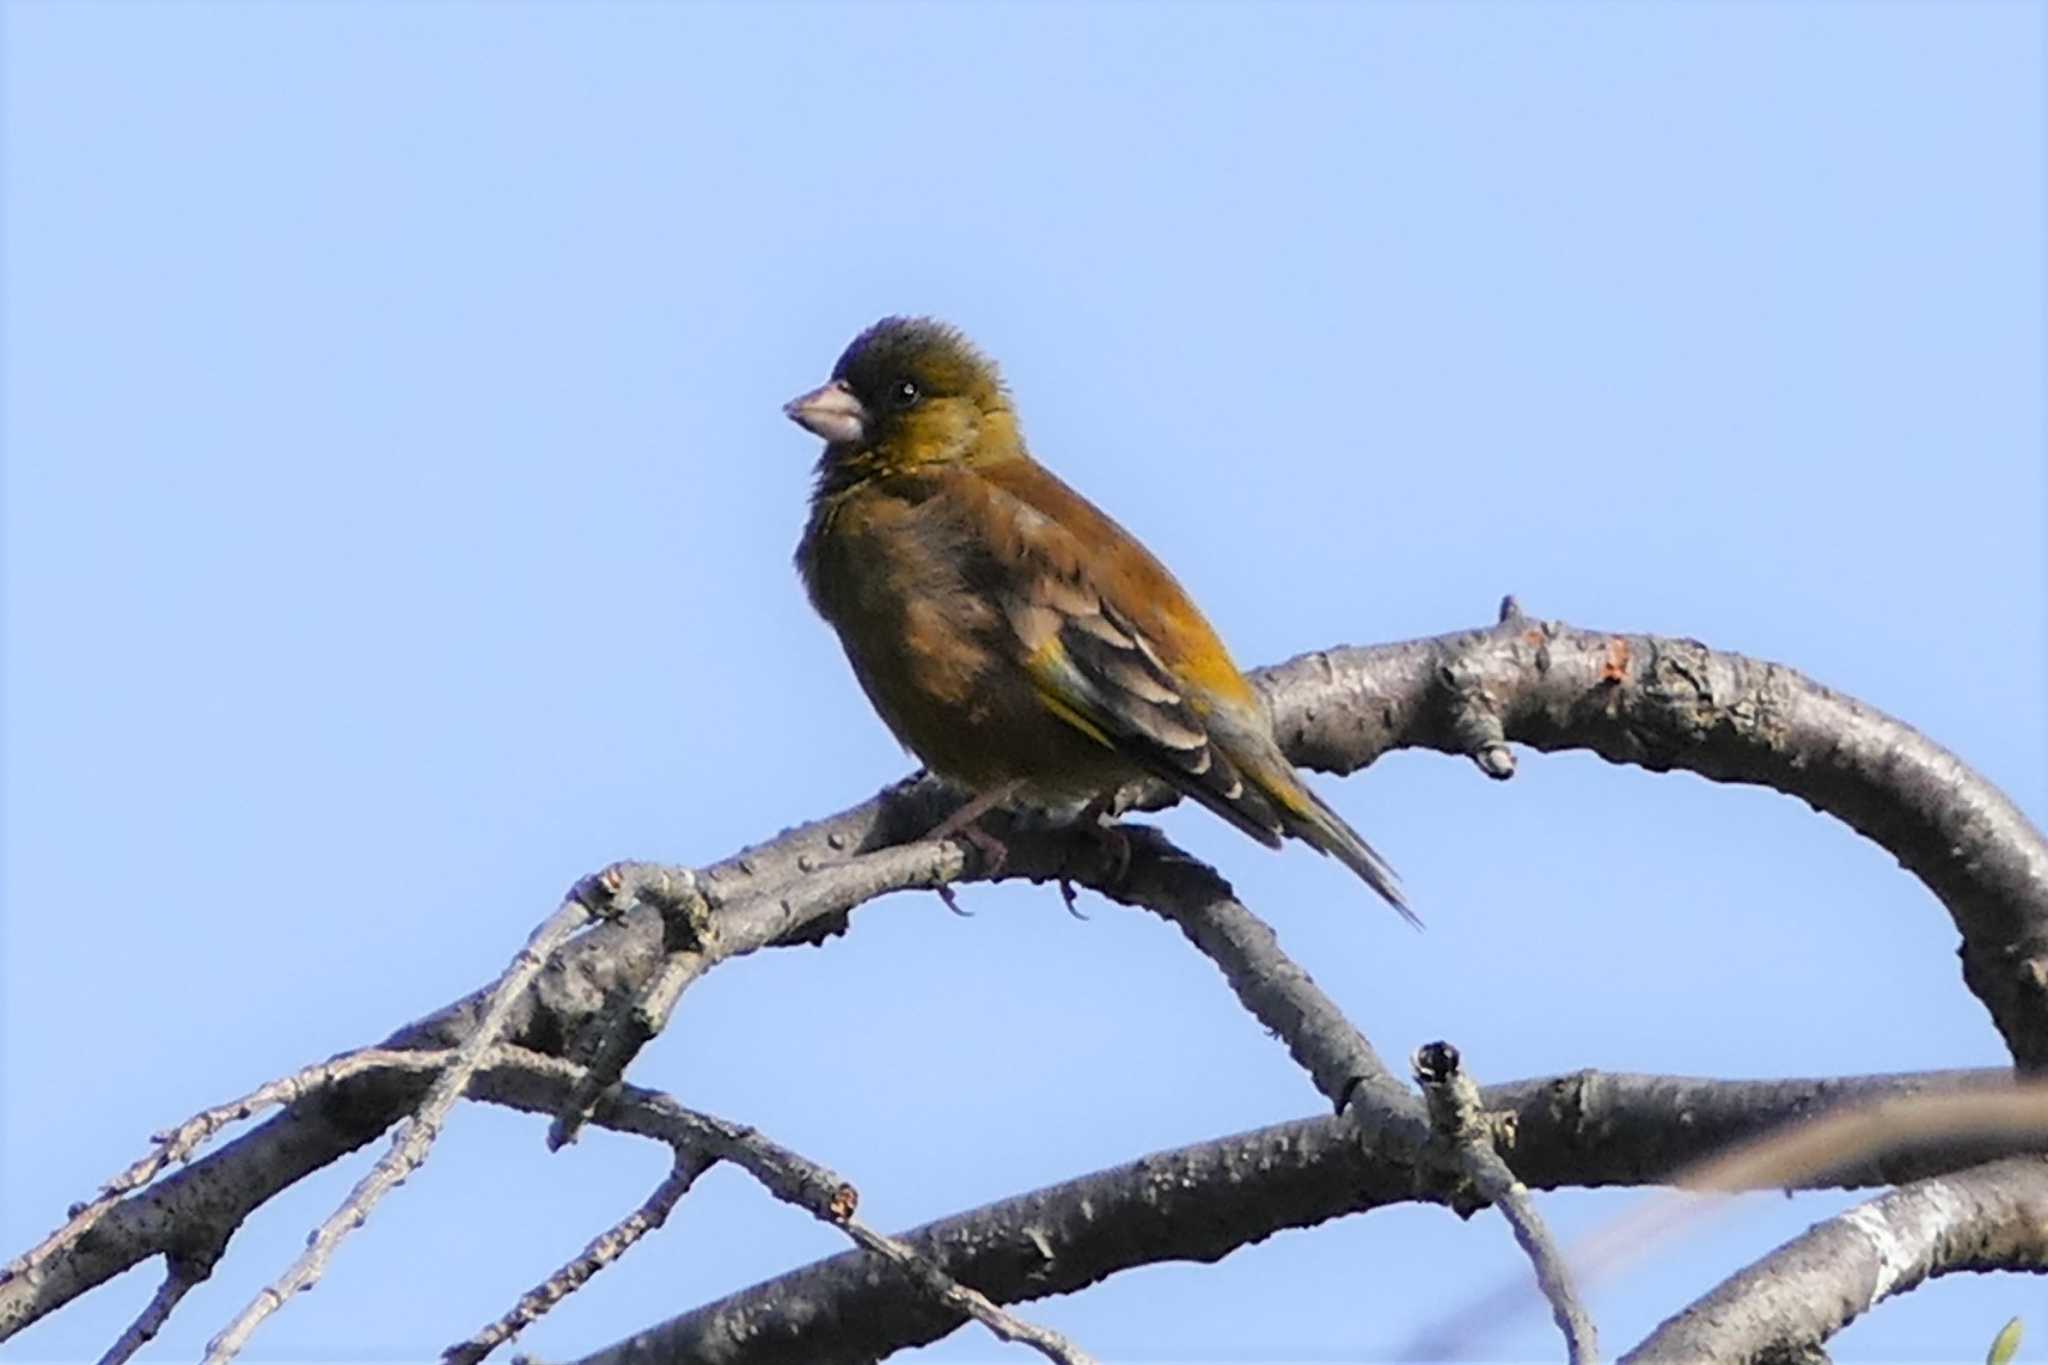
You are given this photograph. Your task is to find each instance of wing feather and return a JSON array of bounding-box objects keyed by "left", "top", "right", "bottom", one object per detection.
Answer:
[
  {"left": 1006, "top": 570, "right": 1287, "bottom": 848},
  {"left": 958, "top": 461, "right": 1414, "bottom": 921}
]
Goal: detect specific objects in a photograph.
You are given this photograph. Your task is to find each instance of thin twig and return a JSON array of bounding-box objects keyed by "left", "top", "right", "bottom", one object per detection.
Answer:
[
  {"left": 1, "top": 1046, "right": 445, "bottom": 1292},
  {"left": 837, "top": 1217, "right": 1097, "bottom": 1365},
  {"left": 97, "top": 1257, "right": 205, "bottom": 1365},
  {"left": 201, "top": 895, "right": 595, "bottom": 1363},
  {"left": 468, "top": 1047, "right": 1102, "bottom": 1364},
  {"left": 69, "top": 1033, "right": 1092, "bottom": 1365},
  {"left": 593, "top": 1093, "right": 1095, "bottom": 1365},
  {"left": 1411, "top": 1042, "right": 1599, "bottom": 1365},
  {"left": 442, "top": 1153, "right": 708, "bottom": 1364}
]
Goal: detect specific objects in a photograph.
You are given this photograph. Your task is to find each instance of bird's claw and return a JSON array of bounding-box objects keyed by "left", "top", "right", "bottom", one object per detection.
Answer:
[
  {"left": 1053, "top": 818, "right": 1132, "bottom": 919},
  {"left": 934, "top": 821, "right": 1010, "bottom": 917},
  {"left": 1057, "top": 879, "right": 1090, "bottom": 920}
]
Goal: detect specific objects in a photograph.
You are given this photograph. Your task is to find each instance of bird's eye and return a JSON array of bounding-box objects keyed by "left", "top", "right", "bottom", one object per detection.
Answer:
[{"left": 889, "top": 378, "right": 921, "bottom": 410}]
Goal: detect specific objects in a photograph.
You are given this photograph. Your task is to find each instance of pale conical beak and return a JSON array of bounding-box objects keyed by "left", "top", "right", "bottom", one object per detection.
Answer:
[{"left": 783, "top": 379, "right": 869, "bottom": 444}]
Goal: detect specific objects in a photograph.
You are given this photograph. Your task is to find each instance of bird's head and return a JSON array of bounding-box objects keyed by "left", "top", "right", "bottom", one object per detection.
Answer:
[{"left": 784, "top": 317, "right": 1018, "bottom": 474}]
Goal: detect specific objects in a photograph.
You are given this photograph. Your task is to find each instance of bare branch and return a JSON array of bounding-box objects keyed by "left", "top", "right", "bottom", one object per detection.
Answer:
[
  {"left": 571, "top": 613, "right": 2048, "bottom": 1094},
  {"left": 201, "top": 895, "right": 595, "bottom": 1363},
  {"left": 470, "top": 1049, "right": 1098, "bottom": 1364},
  {"left": 443, "top": 1155, "right": 710, "bottom": 1365},
  {"left": 585, "top": 1068, "right": 2030, "bottom": 1365},
  {"left": 1254, "top": 618, "right": 2048, "bottom": 1068},
  {"left": 1103, "top": 827, "right": 1428, "bottom": 1143},
  {"left": 1623, "top": 1155, "right": 2048, "bottom": 1361},
  {"left": 97, "top": 1257, "right": 205, "bottom": 1365},
  {"left": 1421, "top": 1080, "right": 2048, "bottom": 1358},
  {"left": 33, "top": 1035, "right": 1094, "bottom": 1365},
  {"left": 1412, "top": 1041, "right": 1597, "bottom": 1365},
  {"left": 6, "top": 615, "right": 2043, "bottom": 1348},
  {"left": 547, "top": 863, "right": 712, "bottom": 1149},
  {"left": 551, "top": 829, "right": 1103, "bottom": 1148},
  {"left": 4, "top": 1046, "right": 489, "bottom": 1295},
  {"left": 603, "top": 1087, "right": 1095, "bottom": 1365},
  {"left": 1567, "top": 1081, "right": 2048, "bottom": 1299},
  {"left": 1093, "top": 831, "right": 1607, "bottom": 1365},
  {"left": 0, "top": 834, "right": 1013, "bottom": 1338}
]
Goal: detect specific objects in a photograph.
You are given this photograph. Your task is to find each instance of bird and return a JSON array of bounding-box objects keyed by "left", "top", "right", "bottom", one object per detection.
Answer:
[{"left": 786, "top": 317, "right": 1414, "bottom": 925}]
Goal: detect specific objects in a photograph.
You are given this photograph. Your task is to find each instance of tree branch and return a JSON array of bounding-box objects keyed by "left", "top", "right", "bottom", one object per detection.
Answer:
[
  {"left": 467, "top": 1049, "right": 1101, "bottom": 1365},
  {"left": 1413, "top": 1041, "right": 1597, "bottom": 1364},
  {"left": 7, "top": 613, "right": 2042, "bottom": 1349},
  {"left": 568, "top": 1068, "right": 2027, "bottom": 1365},
  {"left": 1256, "top": 611, "right": 2048, "bottom": 1068},
  {"left": 200, "top": 896, "right": 595, "bottom": 1363},
  {"left": 443, "top": 1154, "right": 709, "bottom": 1364},
  {"left": 96, "top": 1257, "right": 205, "bottom": 1365},
  {"left": 1103, "top": 827, "right": 1429, "bottom": 1147},
  {"left": 1080, "top": 826, "right": 1604, "bottom": 1362},
  {"left": 1623, "top": 1155, "right": 2048, "bottom": 1361}
]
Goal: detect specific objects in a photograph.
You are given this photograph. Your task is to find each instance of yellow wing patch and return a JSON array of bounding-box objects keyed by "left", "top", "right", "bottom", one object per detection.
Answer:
[{"left": 1026, "top": 639, "right": 1118, "bottom": 750}]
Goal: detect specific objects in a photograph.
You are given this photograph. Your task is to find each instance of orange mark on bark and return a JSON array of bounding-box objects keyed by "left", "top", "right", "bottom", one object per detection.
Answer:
[
  {"left": 829, "top": 1183, "right": 859, "bottom": 1221},
  {"left": 1598, "top": 638, "right": 1631, "bottom": 684}
]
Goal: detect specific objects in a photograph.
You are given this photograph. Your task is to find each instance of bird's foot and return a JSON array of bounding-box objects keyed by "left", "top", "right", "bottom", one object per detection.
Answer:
[
  {"left": 1056, "top": 813, "right": 1133, "bottom": 918},
  {"left": 926, "top": 784, "right": 1020, "bottom": 915},
  {"left": 934, "top": 825, "right": 1008, "bottom": 916}
]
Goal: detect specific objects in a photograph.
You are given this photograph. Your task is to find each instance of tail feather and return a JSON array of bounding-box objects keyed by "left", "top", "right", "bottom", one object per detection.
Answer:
[
  {"left": 1275, "top": 780, "right": 1418, "bottom": 929},
  {"left": 1132, "top": 719, "right": 1417, "bottom": 926}
]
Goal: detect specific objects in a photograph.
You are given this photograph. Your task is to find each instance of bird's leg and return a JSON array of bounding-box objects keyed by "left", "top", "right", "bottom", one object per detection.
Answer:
[
  {"left": 927, "top": 780, "right": 1021, "bottom": 847},
  {"left": 926, "top": 780, "right": 1023, "bottom": 915}
]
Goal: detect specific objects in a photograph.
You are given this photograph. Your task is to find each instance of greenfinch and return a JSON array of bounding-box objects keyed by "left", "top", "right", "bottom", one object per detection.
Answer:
[{"left": 787, "top": 317, "right": 1413, "bottom": 924}]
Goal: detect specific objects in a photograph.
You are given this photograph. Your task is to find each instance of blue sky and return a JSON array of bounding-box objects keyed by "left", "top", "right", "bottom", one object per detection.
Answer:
[{"left": 4, "top": 2, "right": 2042, "bottom": 1360}]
